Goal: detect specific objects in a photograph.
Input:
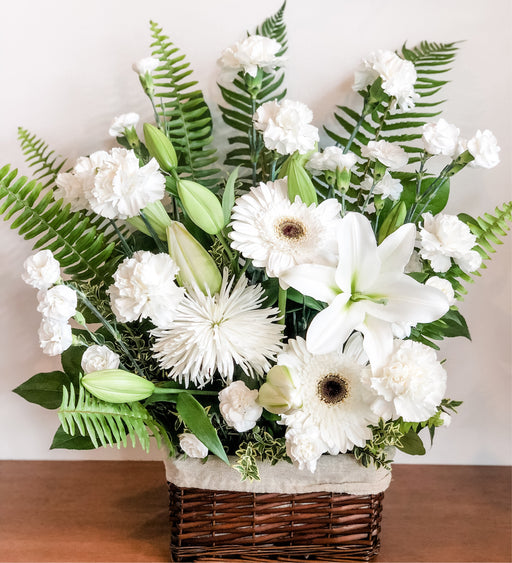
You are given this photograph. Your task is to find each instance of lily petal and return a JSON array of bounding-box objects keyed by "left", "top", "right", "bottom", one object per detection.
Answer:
[
  {"left": 306, "top": 294, "right": 365, "bottom": 354},
  {"left": 377, "top": 222, "right": 416, "bottom": 274},
  {"left": 335, "top": 213, "right": 380, "bottom": 293},
  {"left": 357, "top": 315, "right": 394, "bottom": 369},
  {"left": 280, "top": 264, "right": 339, "bottom": 303}
]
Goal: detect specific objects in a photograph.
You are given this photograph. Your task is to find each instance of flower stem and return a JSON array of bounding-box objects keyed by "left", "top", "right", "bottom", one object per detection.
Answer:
[
  {"left": 139, "top": 210, "right": 167, "bottom": 253},
  {"left": 110, "top": 220, "right": 132, "bottom": 257},
  {"left": 343, "top": 100, "right": 371, "bottom": 154},
  {"left": 153, "top": 387, "right": 218, "bottom": 397},
  {"left": 278, "top": 286, "right": 287, "bottom": 325}
]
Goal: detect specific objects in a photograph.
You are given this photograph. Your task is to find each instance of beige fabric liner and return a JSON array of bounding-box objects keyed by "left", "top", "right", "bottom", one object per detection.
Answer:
[{"left": 164, "top": 454, "right": 391, "bottom": 495}]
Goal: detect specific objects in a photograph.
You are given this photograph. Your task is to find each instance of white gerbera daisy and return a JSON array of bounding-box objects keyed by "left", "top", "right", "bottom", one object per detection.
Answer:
[
  {"left": 152, "top": 274, "right": 283, "bottom": 387},
  {"left": 279, "top": 337, "right": 379, "bottom": 454},
  {"left": 229, "top": 179, "right": 341, "bottom": 283}
]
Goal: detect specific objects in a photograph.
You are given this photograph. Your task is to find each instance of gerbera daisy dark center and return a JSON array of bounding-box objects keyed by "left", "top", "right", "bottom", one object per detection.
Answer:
[
  {"left": 317, "top": 374, "right": 349, "bottom": 405},
  {"left": 276, "top": 217, "right": 306, "bottom": 240}
]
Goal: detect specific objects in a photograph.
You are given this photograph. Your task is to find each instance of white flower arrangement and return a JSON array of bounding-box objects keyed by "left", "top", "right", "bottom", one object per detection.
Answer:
[{"left": 5, "top": 4, "right": 510, "bottom": 480}]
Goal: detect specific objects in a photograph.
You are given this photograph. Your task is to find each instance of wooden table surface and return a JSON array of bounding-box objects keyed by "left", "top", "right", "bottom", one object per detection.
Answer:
[{"left": 0, "top": 461, "right": 510, "bottom": 562}]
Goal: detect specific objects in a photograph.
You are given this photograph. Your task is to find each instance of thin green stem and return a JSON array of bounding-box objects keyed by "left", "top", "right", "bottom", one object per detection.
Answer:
[
  {"left": 270, "top": 157, "right": 278, "bottom": 181},
  {"left": 110, "top": 220, "right": 132, "bottom": 257},
  {"left": 71, "top": 285, "right": 144, "bottom": 377},
  {"left": 153, "top": 387, "right": 218, "bottom": 397},
  {"left": 139, "top": 210, "right": 167, "bottom": 253},
  {"left": 216, "top": 231, "right": 238, "bottom": 273},
  {"left": 278, "top": 286, "right": 287, "bottom": 325},
  {"left": 343, "top": 100, "right": 371, "bottom": 154}
]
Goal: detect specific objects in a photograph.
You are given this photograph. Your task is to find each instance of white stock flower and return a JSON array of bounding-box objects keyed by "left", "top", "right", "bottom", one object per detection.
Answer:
[
  {"left": 353, "top": 49, "right": 418, "bottom": 111},
  {"left": 418, "top": 212, "right": 482, "bottom": 274},
  {"left": 361, "top": 140, "right": 408, "bottom": 170},
  {"left": 38, "top": 318, "right": 72, "bottom": 356},
  {"left": 306, "top": 147, "right": 357, "bottom": 173},
  {"left": 369, "top": 340, "right": 447, "bottom": 422},
  {"left": 285, "top": 423, "right": 327, "bottom": 473},
  {"left": 108, "top": 250, "right": 185, "bottom": 327},
  {"left": 253, "top": 99, "right": 319, "bottom": 155},
  {"left": 219, "top": 380, "right": 263, "bottom": 432},
  {"left": 218, "top": 34, "right": 284, "bottom": 77},
  {"left": 422, "top": 118, "right": 460, "bottom": 157},
  {"left": 179, "top": 432, "right": 208, "bottom": 458},
  {"left": 278, "top": 337, "right": 378, "bottom": 455},
  {"left": 22, "top": 250, "right": 61, "bottom": 290},
  {"left": 425, "top": 276, "right": 456, "bottom": 306},
  {"left": 37, "top": 285, "right": 77, "bottom": 321},
  {"left": 132, "top": 57, "right": 159, "bottom": 76},
  {"left": 54, "top": 151, "right": 108, "bottom": 213},
  {"left": 152, "top": 274, "right": 283, "bottom": 387},
  {"left": 280, "top": 212, "right": 449, "bottom": 368},
  {"left": 467, "top": 129, "right": 501, "bottom": 169},
  {"left": 362, "top": 172, "right": 403, "bottom": 201},
  {"left": 229, "top": 179, "right": 341, "bottom": 282},
  {"left": 108, "top": 112, "right": 140, "bottom": 137},
  {"left": 81, "top": 345, "right": 121, "bottom": 374},
  {"left": 89, "top": 148, "right": 165, "bottom": 219}
]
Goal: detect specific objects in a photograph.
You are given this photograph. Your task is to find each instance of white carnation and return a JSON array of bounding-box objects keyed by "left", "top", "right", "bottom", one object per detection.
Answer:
[
  {"left": 370, "top": 171, "right": 403, "bottom": 201},
  {"left": 306, "top": 147, "right": 357, "bottom": 174},
  {"left": 422, "top": 118, "right": 460, "bottom": 157},
  {"left": 218, "top": 34, "right": 284, "bottom": 77},
  {"left": 361, "top": 140, "right": 408, "bottom": 170},
  {"left": 132, "top": 57, "right": 159, "bottom": 76},
  {"left": 370, "top": 340, "right": 447, "bottom": 422},
  {"left": 108, "top": 250, "right": 185, "bottom": 328},
  {"left": 38, "top": 318, "right": 73, "bottom": 356},
  {"left": 285, "top": 422, "right": 327, "bottom": 473},
  {"left": 22, "top": 250, "right": 61, "bottom": 290},
  {"left": 418, "top": 212, "right": 482, "bottom": 273},
  {"left": 109, "top": 112, "right": 140, "bottom": 137},
  {"left": 81, "top": 345, "right": 120, "bottom": 374},
  {"left": 37, "top": 285, "right": 77, "bottom": 321},
  {"left": 179, "top": 432, "right": 208, "bottom": 458},
  {"left": 425, "top": 276, "right": 456, "bottom": 306},
  {"left": 218, "top": 380, "right": 262, "bottom": 432},
  {"left": 353, "top": 50, "right": 418, "bottom": 111},
  {"left": 88, "top": 148, "right": 165, "bottom": 219},
  {"left": 54, "top": 151, "right": 108, "bottom": 213},
  {"left": 253, "top": 99, "right": 319, "bottom": 155},
  {"left": 467, "top": 129, "right": 501, "bottom": 169}
]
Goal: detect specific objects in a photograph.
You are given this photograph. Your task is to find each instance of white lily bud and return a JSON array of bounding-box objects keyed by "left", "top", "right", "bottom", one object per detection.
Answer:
[{"left": 257, "top": 365, "right": 301, "bottom": 415}]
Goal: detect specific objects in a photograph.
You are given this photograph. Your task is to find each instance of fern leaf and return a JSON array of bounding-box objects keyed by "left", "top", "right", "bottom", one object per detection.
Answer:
[
  {"left": 58, "top": 385, "right": 172, "bottom": 453},
  {"left": 149, "top": 21, "right": 220, "bottom": 188},
  {"left": 255, "top": 1, "right": 287, "bottom": 51},
  {"left": 0, "top": 165, "right": 117, "bottom": 283},
  {"left": 17, "top": 128, "right": 68, "bottom": 190}
]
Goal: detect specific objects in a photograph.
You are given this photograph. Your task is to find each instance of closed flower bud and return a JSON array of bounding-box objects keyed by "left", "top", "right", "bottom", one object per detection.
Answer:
[
  {"left": 286, "top": 157, "right": 318, "bottom": 206},
  {"left": 167, "top": 221, "right": 222, "bottom": 295},
  {"left": 126, "top": 200, "right": 172, "bottom": 241},
  {"left": 177, "top": 179, "right": 225, "bottom": 235},
  {"left": 143, "top": 123, "right": 178, "bottom": 172},
  {"left": 82, "top": 369, "right": 155, "bottom": 403},
  {"left": 257, "top": 365, "right": 301, "bottom": 415}
]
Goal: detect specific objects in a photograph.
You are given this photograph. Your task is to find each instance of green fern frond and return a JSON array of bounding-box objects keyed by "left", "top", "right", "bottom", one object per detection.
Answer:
[
  {"left": 149, "top": 21, "right": 220, "bottom": 188},
  {"left": 58, "top": 385, "right": 172, "bottom": 453},
  {"left": 0, "top": 165, "right": 117, "bottom": 283},
  {"left": 219, "top": 3, "right": 288, "bottom": 179},
  {"left": 18, "top": 128, "right": 67, "bottom": 189}
]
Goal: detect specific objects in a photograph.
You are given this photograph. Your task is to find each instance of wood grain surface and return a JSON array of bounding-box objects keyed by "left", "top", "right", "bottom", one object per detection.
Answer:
[{"left": 0, "top": 461, "right": 510, "bottom": 562}]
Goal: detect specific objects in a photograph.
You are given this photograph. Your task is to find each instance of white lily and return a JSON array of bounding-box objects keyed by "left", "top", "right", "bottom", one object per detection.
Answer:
[{"left": 280, "top": 212, "right": 449, "bottom": 367}]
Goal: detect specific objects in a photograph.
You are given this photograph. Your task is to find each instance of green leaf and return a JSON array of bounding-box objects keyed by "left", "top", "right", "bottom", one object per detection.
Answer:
[
  {"left": 397, "top": 429, "right": 426, "bottom": 455},
  {"left": 176, "top": 393, "right": 228, "bottom": 464},
  {"left": 400, "top": 176, "right": 450, "bottom": 219},
  {"left": 13, "top": 371, "right": 71, "bottom": 409},
  {"left": 50, "top": 425, "right": 97, "bottom": 450},
  {"left": 60, "top": 346, "right": 86, "bottom": 386},
  {"left": 222, "top": 166, "right": 239, "bottom": 225}
]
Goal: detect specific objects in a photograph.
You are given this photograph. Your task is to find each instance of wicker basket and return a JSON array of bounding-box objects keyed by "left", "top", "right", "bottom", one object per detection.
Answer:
[{"left": 164, "top": 455, "right": 390, "bottom": 562}]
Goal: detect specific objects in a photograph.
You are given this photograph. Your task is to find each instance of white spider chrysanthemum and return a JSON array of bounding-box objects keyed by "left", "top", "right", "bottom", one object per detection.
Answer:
[
  {"left": 229, "top": 179, "right": 341, "bottom": 283},
  {"left": 152, "top": 274, "right": 284, "bottom": 387},
  {"left": 279, "top": 337, "right": 379, "bottom": 455}
]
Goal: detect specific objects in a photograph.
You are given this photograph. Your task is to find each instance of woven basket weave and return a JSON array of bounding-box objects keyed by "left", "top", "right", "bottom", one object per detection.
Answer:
[{"left": 165, "top": 455, "right": 390, "bottom": 562}]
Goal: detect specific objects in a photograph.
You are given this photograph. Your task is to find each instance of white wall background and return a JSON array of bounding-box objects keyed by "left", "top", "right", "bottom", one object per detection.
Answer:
[{"left": 0, "top": 0, "right": 510, "bottom": 464}]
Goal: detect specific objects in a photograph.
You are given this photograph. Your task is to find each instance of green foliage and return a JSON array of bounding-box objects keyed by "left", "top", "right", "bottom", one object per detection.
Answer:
[
  {"left": 233, "top": 426, "right": 289, "bottom": 481},
  {"left": 218, "top": 2, "right": 288, "bottom": 182},
  {"left": 50, "top": 425, "right": 97, "bottom": 450},
  {"left": 13, "top": 371, "right": 72, "bottom": 409},
  {"left": 58, "top": 384, "right": 173, "bottom": 453},
  {"left": 0, "top": 165, "right": 118, "bottom": 284},
  {"left": 409, "top": 308, "right": 471, "bottom": 350},
  {"left": 18, "top": 128, "right": 68, "bottom": 189},
  {"left": 352, "top": 419, "right": 404, "bottom": 470},
  {"left": 149, "top": 21, "right": 220, "bottom": 187},
  {"left": 176, "top": 393, "right": 228, "bottom": 463}
]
